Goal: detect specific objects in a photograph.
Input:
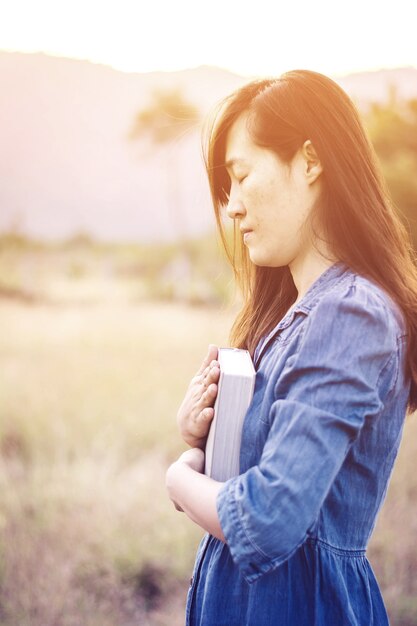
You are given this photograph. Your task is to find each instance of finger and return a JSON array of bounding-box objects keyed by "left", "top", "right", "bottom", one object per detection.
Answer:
[
  {"left": 195, "top": 360, "right": 219, "bottom": 391},
  {"left": 204, "top": 364, "right": 220, "bottom": 386},
  {"left": 195, "top": 348, "right": 213, "bottom": 376},
  {"left": 195, "top": 344, "right": 218, "bottom": 376},
  {"left": 199, "top": 361, "right": 219, "bottom": 386},
  {"left": 197, "top": 383, "right": 218, "bottom": 409},
  {"left": 196, "top": 406, "right": 215, "bottom": 425},
  {"left": 190, "top": 386, "right": 217, "bottom": 425},
  {"left": 201, "top": 363, "right": 212, "bottom": 382}
]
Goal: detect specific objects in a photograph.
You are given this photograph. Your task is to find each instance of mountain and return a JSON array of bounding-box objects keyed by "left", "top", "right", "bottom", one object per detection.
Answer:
[{"left": 0, "top": 51, "right": 416, "bottom": 242}]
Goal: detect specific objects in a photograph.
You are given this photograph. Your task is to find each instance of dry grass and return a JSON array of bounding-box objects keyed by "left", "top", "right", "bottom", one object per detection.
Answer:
[
  {"left": 0, "top": 291, "right": 416, "bottom": 625},
  {"left": 0, "top": 296, "right": 232, "bottom": 625}
]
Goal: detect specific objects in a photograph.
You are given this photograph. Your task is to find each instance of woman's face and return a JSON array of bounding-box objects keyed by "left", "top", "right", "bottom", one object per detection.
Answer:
[{"left": 224, "top": 112, "right": 322, "bottom": 268}]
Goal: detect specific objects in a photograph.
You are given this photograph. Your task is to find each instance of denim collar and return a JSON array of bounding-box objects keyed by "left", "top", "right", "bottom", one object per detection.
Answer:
[
  {"left": 254, "top": 260, "right": 351, "bottom": 369},
  {"left": 293, "top": 259, "right": 350, "bottom": 309},
  {"left": 275, "top": 260, "right": 350, "bottom": 332}
]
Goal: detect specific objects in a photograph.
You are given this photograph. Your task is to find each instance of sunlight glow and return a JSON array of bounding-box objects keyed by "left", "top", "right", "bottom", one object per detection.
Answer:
[{"left": 1, "top": 0, "right": 416, "bottom": 77}]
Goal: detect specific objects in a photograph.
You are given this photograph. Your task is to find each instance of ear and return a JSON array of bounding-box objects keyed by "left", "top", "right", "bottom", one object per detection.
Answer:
[{"left": 302, "top": 139, "right": 323, "bottom": 184}]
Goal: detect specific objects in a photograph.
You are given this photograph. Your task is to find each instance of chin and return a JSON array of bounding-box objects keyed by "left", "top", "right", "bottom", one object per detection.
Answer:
[
  {"left": 249, "top": 252, "right": 285, "bottom": 268},
  {"left": 248, "top": 250, "right": 273, "bottom": 267}
]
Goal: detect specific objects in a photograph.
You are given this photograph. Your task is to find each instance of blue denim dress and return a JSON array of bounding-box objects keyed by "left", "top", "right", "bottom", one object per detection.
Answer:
[{"left": 185, "top": 260, "right": 411, "bottom": 626}]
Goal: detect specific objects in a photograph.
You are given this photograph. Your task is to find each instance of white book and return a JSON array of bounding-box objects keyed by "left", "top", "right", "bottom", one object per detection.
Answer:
[{"left": 204, "top": 348, "right": 256, "bottom": 482}]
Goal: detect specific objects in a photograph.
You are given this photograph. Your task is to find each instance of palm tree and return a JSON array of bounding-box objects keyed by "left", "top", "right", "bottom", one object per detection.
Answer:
[{"left": 128, "top": 87, "right": 201, "bottom": 249}]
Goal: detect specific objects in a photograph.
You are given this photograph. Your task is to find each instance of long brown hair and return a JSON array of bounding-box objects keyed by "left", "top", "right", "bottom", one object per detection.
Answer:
[{"left": 202, "top": 69, "right": 417, "bottom": 414}]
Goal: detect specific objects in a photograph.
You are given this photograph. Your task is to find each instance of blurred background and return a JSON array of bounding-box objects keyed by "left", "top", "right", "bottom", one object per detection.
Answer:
[{"left": 0, "top": 1, "right": 417, "bottom": 624}]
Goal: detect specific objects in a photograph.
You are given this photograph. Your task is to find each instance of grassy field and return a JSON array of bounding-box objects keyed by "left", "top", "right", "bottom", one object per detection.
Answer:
[
  {"left": 0, "top": 240, "right": 417, "bottom": 625},
  {"left": 0, "top": 288, "right": 234, "bottom": 625}
]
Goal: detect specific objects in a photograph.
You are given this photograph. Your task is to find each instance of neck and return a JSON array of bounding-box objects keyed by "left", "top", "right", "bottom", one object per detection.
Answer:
[{"left": 289, "top": 247, "right": 339, "bottom": 301}]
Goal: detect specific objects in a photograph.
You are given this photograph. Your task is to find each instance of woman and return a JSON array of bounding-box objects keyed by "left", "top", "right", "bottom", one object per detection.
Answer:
[{"left": 165, "top": 69, "right": 417, "bottom": 625}]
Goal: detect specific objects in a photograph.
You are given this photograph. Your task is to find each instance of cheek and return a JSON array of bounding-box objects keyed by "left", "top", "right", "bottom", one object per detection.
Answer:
[
  {"left": 247, "top": 171, "right": 292, "bottom": 219},
  {"left": 245, "top": 170, "right": 281, "bottom": 204}
]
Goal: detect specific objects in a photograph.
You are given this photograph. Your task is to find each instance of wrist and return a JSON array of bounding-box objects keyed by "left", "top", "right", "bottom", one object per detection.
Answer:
[{"left": 180, "top": 430, "right": 207, "bottom": 450}]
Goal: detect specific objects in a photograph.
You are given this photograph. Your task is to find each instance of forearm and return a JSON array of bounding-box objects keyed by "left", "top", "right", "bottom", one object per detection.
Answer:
[{"left": 166, "top": 461, "right": 226, "bottom": 542}]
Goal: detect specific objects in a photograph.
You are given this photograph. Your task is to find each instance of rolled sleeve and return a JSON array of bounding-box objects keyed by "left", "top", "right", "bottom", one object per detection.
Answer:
[{"left": 216, "top": 284, "right": 400, "bottom": 583}]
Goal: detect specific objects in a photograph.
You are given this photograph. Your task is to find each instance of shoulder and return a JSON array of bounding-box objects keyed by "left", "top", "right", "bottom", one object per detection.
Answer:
[
  {"left": 291, "top": 269, "right": 404, "bottom": 391},
  {"left": 306, "top": 268, "right": 407, "bottom": 344},
  {"left": 272, "top": 269, "right": 405, "bottom": 415}
]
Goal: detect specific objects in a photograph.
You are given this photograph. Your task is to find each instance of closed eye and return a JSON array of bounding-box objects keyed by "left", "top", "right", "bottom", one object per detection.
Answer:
[{"left": 226, "top": 168, "right": 248, "bottom": 186}]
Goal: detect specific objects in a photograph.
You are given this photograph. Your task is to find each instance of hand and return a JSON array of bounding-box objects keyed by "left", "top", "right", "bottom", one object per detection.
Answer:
[
  {"left": 166, "top": 448, "right": 206, "bottom": 512},
  {"left": 176, "top": 344, "right": 220, "bottom": 449},
  {"left": 176, "top": 447, "right": 205, "bottom": 473}
]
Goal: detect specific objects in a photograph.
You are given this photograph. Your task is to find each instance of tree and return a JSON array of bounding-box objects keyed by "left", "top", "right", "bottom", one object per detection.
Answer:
[
  {"left": 128, "top": 87, "right": 201, "bottom": 249},
  {"left": 365, "top": 94, "right": 417, "bottom": 247}
]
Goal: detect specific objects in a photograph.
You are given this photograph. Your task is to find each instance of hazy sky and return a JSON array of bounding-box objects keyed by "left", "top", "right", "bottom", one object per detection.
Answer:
[{"left": 1, "top": 0, "right": 416, "bottom": 77}]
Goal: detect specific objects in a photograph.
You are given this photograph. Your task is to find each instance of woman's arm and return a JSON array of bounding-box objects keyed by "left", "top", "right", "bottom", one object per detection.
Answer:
[
  {"left": 215, "top": 287, "right": 401, "bottom": 584},
  {"left": 165, "top": 448, "right": 226, "bottom": 542}
]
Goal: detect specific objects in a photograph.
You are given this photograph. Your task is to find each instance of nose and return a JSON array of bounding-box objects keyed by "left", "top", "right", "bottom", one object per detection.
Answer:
[{"left": 226, "top": 194, "right": 246, "bottom": 221}]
